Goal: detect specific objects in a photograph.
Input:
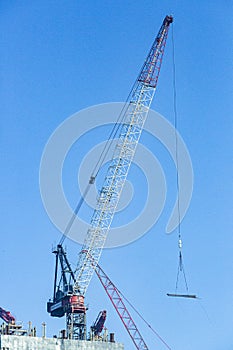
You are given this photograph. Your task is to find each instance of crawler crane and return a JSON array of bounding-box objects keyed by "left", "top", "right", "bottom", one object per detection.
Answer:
[{"left": 47, "top": 15, "right": 173, "bottom": 345}]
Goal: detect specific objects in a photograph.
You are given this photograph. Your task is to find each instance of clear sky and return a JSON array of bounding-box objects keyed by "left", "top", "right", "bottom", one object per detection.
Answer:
[{"left": 0, "top": 1, "right": 232, "bottom": 350}]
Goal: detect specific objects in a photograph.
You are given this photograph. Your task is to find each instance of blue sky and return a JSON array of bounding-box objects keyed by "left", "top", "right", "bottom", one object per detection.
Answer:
[{"left": 0, "top": 1, "right": 232, "bottom": 349}]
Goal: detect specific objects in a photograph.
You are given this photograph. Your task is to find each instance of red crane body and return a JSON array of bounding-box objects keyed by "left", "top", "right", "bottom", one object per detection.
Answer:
[
  {"left": 0, "top": 307, "right": 15, "bottom": 324},
  {"left": 91, "top": 310, "right": 107, "bottom": 336}
]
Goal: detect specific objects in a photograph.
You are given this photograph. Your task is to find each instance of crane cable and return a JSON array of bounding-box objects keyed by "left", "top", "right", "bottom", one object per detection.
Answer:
[
  {"left": 59, "top": 73, "right": 143, "bottom": 245},
  {"left": 59, "top": 183, "right": 92, "bottom": 245},
  {"left": 68, "top": 253, "right": 172, "bottom": 349},
  {"left": 91, "top": 79, "right": 140, "bottom": 178},
  {"left": 116, "top": 284, "right": 172, "bottom": 350},
  {"left": 59, "top": 24, "right": 169, "bottom": 245},
  {"left": 171, "top": 24, "right": 189, "bottom": 293},
  {"left": 59, "top": 111, "right": 124, "bottom": 246}
]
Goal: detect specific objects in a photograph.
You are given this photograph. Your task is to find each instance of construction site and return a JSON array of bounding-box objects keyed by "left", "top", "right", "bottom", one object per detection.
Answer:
[
  {"left": 0, "top": 15, "right": 175, "bottom": 350},
  {"left": 1, "top": 1, "right": 231, "bottom": 349}
]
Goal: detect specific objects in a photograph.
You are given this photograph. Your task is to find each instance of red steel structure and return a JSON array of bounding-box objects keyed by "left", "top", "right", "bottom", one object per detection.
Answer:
[
  {"left": 95, "top": 264, "right": 148, "bottom": 350},
  {"left": 91, "top": 310, "right": 107, "bottom": 337},
  {"left": 0, "top": 307, "right": 15, "bottom": 324}
]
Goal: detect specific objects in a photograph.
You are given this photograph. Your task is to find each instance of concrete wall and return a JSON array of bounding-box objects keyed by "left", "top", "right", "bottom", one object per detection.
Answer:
[{"left": 0, "top": 335, "right": 124, "bottom": 350}]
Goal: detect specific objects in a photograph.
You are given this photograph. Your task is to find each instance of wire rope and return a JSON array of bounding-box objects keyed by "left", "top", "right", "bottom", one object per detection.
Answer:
[
  {"left": 171, "top": 24, "right": 190, "bottom": 294},
  {"left": 58, "top": 20, "right": 171, "bottom": 245},
  {"left": 172, "top": 24, "right": 181, "bottom": 235},
  {"left": 68, "top": 257, "right": 173, "bottom": 348},
  {"left": 58, "top": 58, "right": 147, "bottom": 245},
  {"left": 116, "top": 285, "right": 172, "bottom": 350}
]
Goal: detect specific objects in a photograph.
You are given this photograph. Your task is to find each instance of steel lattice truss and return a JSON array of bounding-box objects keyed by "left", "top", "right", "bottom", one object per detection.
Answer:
[
  {"left": 67, "top": 312, "right": 86, "bottom": 340},
  {"left": 74, "top": 16, "right": 172, "bottom": 297},
  {"left": 95, "top": 264, "right": 148, "bottom": 350}
]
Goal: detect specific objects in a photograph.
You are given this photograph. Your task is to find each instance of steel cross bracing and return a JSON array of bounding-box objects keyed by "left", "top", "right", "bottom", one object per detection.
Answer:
[
  {"left": 73, "top": 15, "right": 173, "bottom": 297},
  {"left": 67, "top": 312, "right": 86, "bottom": 340},
  {"left": 74, "top": 85, "right": 155, "bottom": 296},
  {"left": 95, "top": 263, "right": 148, "bottom": 350}
]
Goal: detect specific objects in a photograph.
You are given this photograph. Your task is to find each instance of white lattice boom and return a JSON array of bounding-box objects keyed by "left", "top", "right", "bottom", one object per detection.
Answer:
[{"left": 74, "top": 15, "right": 173, "bottom": 297}]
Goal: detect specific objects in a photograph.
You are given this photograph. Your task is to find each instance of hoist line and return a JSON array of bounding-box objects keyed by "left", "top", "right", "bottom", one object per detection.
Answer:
[
  {"left": 171, "top": 24, "right": 189, "bottom": 294},
  {"left": 59, "top": 107, "right": 126, "bottom": 246},
  {"left": 58, "top": 17, "right": 173, "bottom": 247},
  {"left": 93, "top": 37, "right": 172, "bottom": 177},
  {"left": 59, "top": 183, "right": 92, "bottom": 245},
  {"left": 68, "top": 255, "right": 172, "bottom": 349},
  {"left": 175, "top": 252, "right": 189, "bottom": 293},
  {"left": 60, "top": 22, "right": 172, "bottom": 247},
  {"left": 91, "top": 78, "right": 139, "bottom": 178},
  {"left": 58, "top": 53, "right": 153, "bottom": 245},
  {"left": 59, "top": 110, "right": 125, "bottom": 245},
  {"left": 116, "top": 285, "right": 172, "bottom": 350},
  {"left": 172, "top": 23, "right": 181, "bottom": 236}
]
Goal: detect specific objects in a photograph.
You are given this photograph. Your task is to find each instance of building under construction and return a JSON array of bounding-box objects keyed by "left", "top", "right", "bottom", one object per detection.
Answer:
[
  {"left": 0, "top": 336, "right": 123, "bottom": 350},
  {"left": 0, "top": 322, "right": 123, "bottom": 350}
]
